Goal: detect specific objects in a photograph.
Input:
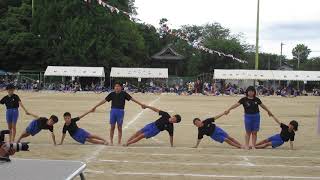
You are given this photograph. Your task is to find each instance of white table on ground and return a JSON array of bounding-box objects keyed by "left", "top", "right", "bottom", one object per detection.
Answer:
[{"left": 0, "top": 158, "right": 86, "bottom": 180}]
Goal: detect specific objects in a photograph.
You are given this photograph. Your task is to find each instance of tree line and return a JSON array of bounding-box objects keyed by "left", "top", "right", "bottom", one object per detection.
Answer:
[{"left": 0, "top": 0, "right": 319, "bottom": 75}]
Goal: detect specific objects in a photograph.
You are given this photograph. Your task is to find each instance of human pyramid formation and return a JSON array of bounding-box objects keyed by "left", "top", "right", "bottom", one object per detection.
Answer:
[{"left": 1, "top": 83, "right": 298, "bottom": 150}]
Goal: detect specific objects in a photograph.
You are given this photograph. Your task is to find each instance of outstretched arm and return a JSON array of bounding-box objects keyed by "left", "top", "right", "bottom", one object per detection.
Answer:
[
  {"left": 51, "top": 132, "right": 57, "bottom": 146},
  {"left": 193, "top": 139, "right": 201, "bottom": 148},
  {"left": 58, "top": 133, "right": 66, "bottom": 145},
  {"left": 271, "top": 115, "right": 281, "bottom": 126},
  {"left": 91, "top": 99, "right": 107, "bottom": 112},
  {"left": 19, "top": 101, "right": 29, "bottom": 113},
  {"left": 27, "top": 112, "right": 40, "bottom": 119},
  {"left": 260, "top": 103, "right": 273, "bottom": 116},
  {"left": 214, "top": 112, "right": 227, "bottom": 121},
  {"left": 131, "top": 97, "right": 144, "bottom": 106},
  {"left": 143, "top": 105, "right": 160, "bottom": 113},
  {"left": 169, "top": 136, "right": 174, "bottom": 147},
  {"left": 225, "top": 103, "right": 241, "bottom": 114},
  {"left": 79, "top": 109, "right": 93, "bottom": 119},
  {"left": 289, "top": 141, "right": 294, "bottom": 150}
]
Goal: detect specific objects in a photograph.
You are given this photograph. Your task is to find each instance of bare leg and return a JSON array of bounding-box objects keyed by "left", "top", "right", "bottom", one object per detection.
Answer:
[
  {"left": 125, "top": 133, "right": 145, "bottom": 146},
  {"left": 245, "top": 131, "right": 251, "bottom": 149},
  {"left": 252, "top": 131, "right": 258, "bottom": 147},
  {"left": 109, "top": 124, "right": 115, "bottom": 145},
  {"left": 225, "top": 138, "right": 242, "bottom": 149},
  {"left": 117, "top": 124, "right": 122, "bottom": 145},
  {"left": 255, "top": 141, "right": 272, "bottom": 149},
  {"left": 228, "top": 136, "right": 242, "bottom": 146},
  {"left": 86, "top": 138, "right": 106, "bottom": 145},
  {"left": 256, "top": 139, "right": 269, "bottom": 146},
  {"left": 11, "top": 123, "right": 16, "bottom": 142},
  {"left": 127, "top": 131, "right": 143, "bottom": 142},
  {"left": 89, "top": 134, "right": 107, "bottom": 143},
  {"left": 17, "top": 131, "right": 30, "bottom": 143},
  {"left": 7, "top": 123, "right": 13, "bottom": 142}
]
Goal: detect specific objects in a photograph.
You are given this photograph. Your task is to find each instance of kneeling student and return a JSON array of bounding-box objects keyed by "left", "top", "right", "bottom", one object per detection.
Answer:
[
  {"left": 192, "top": 112, "right": 242, "bottom": 149},
  {"left": 255, "top": 115, "right": 298, "bottom": 150},
  {"left": 17, "top": 112, "right": 58, "bottom": 145},
  {"left": 59, "top": 111, "right": 107, "bottom": 145},
  {"left": 124, "top": 105, "right": 181, "bottom": 147}
]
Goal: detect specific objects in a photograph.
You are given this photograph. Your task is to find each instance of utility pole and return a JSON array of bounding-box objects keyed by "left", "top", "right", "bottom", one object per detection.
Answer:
[
  {"left": 297, "top": 51, "right": 302, "bottom": 90},
  {"left": 255, "top": 0, "right": 260, "bottom": 71},
  {"left": 32, "top": 0, "right": 34, "bottom": 18},
  {"left": 280, "top": 42, "right": 285, "bottom": 67},
  {"left": 254, "top": 0, "right": 260, "bottom": 87}
]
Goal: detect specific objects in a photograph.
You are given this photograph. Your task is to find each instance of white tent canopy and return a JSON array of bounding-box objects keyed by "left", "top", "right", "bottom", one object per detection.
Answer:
[
  {"left": 214, "top": 69, "right": 320, "bottom": 81},
  {"left": 110, "top": 67, "right": 168, "bottom": 79},
  {"left": 44, "top": 66, "right": 105, "bottom": 77}
]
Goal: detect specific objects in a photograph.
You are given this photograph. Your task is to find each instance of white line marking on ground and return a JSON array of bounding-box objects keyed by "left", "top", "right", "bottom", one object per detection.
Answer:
[
  {"left": 123, "top": 97, "right": 160, "bottom": 130},
  {"left": 84, "top": 96, "right": 161, "bottom": 163},
  {"left": 29, "top": 143, "right": 320, "bottom": 157},
  {"left": 114, "top": 145, "right": 320, "bottom": 153},
  {"left": 241, "top": 156, "right": 255, "bottom": 166},
  {"left": 85, "top": 169, "right": 105, "bottom": 174},
  {"left": 99, "top": 159, "right": 320, "bottom": 169},
  {"left": 110, "top": 172, "right": 320, "bottom": 179}
]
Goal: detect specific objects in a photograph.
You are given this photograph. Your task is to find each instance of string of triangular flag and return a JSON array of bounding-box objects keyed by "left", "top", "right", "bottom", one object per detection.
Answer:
[
  {"left": 86, "top": 0, "right": 248, "bottom": 64},
  {"left": 84, "top": 0, "right": 138, "bottom": 21},
  {"left": 161, "top": 24, "right": 248, "bottom": 64}
]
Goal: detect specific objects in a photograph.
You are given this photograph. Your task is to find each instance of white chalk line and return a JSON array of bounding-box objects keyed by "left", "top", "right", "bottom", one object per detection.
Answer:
[
  {"left": 100, "top": 151, "right": 320, "bottom": 160},
  {"left": 85, "top": 169, "right": 105, "bottom": 174},
  {"left": 28, "top": 143, "right": 320, "bottom": 156},
  {"left": 123, "top": 96, "right": 160, "bottom": 130},
  {"left": 109, "top": 172, "right": 320, "bottom": 179},
  {"left": 98, "top": 159, "right": 320, "bottom": 169},
  {"left": 241, "top": 156, "right": 255, "bottom": 166},
  {"left": 84, "top": 96, "right": 161, "bottom": 163},
  {"left": 109, "top": 145, "right": 320, "bottom": 153}
]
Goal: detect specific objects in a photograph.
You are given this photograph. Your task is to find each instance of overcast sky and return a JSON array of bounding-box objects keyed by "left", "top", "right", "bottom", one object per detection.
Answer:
[{"left": 134, "top": 0, "right": 320, "bottom": 58}]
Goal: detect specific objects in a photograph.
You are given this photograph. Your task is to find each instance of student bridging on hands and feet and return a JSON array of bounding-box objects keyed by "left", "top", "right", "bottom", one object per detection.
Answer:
[
  {"left": 59, "top": 110, "right": 108, "bottom": 145},
  {"left": 255, "top": 115, "right": 298, "bottom": 150},
  {"left": 192, "top": 112, "right": 243, "bottom": 149},
  {"left": 124, "top": 105, "right": 181, "bottom": 147}
]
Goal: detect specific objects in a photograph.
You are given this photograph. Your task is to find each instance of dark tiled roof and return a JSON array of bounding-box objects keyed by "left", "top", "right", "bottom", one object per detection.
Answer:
[{"left": 152, "top": 45, "right": 185, "bottom": 61}]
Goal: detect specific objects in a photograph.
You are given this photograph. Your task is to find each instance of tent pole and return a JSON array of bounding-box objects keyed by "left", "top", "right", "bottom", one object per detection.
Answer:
[
  {"left": 44, "top": 76, "right": 46, "bottom": 89},
  {"left": 110, "top": 77, "right": 112, "bottom": 90}
]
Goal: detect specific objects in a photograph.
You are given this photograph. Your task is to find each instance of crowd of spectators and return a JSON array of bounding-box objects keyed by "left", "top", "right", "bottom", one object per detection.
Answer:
[{"left": 1, "top": 77, "right": 319, "bottom": 97}]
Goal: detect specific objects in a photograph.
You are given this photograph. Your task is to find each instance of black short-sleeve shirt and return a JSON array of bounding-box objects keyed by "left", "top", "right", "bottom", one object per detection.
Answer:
[
  {"left": 105, "top": 91, "right": 132, "bottom": 109},
  {"left": 238, "top": 97, "right": 262, "bottom": 114},
  {"left": 0, "top": 94, "right": 21, "bottom": 109},
  {"left": 280, "top": 123, "right": 295, "bottom": 142},
  {"left": 197, "top": 118, "right": 216, "bottom": 139},
  {"left": 62, "top": 117, "right": 80, "bottom": 136},
  {"left": 154, "top": 111, "right": 174, "bottom": 136},
  {"left": 37, "top": 117, "right": 53, "bottom": 132}
]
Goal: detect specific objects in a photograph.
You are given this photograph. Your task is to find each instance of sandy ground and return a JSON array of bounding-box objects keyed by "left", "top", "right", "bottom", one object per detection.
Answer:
[{"left": 1, "top": 91, "right": 320, "bottom": 180}]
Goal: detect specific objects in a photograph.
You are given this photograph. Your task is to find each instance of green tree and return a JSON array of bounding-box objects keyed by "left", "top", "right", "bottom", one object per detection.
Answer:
[{"left": 292, "top": 44, "right": 311, "bottom": 63}]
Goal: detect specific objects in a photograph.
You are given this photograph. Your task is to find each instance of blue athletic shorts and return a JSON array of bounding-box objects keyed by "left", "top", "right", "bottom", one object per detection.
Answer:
[
  {"left": 210, "top": 126, "right": 229, "bottom": 143},
  {"left": 110, "top": 108, "right": 125, "bottom": 125},
  {"left": 244, "top": 113, "right": 260, "bottom": 132},
  {"left": 26, "top": 120, "right": 41, "bottom": 136},
  {"left": 268, "top": 134, "right": 284, "bottom": 148},
  {"left": 72, "top": 128, "right": 91, "bottom": 144},
  {"left": 6, "top": 108, "right": 19, "bottom": 124},
  {"left": 141, "top": 122, "right": 160, "bottom": 139}
]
